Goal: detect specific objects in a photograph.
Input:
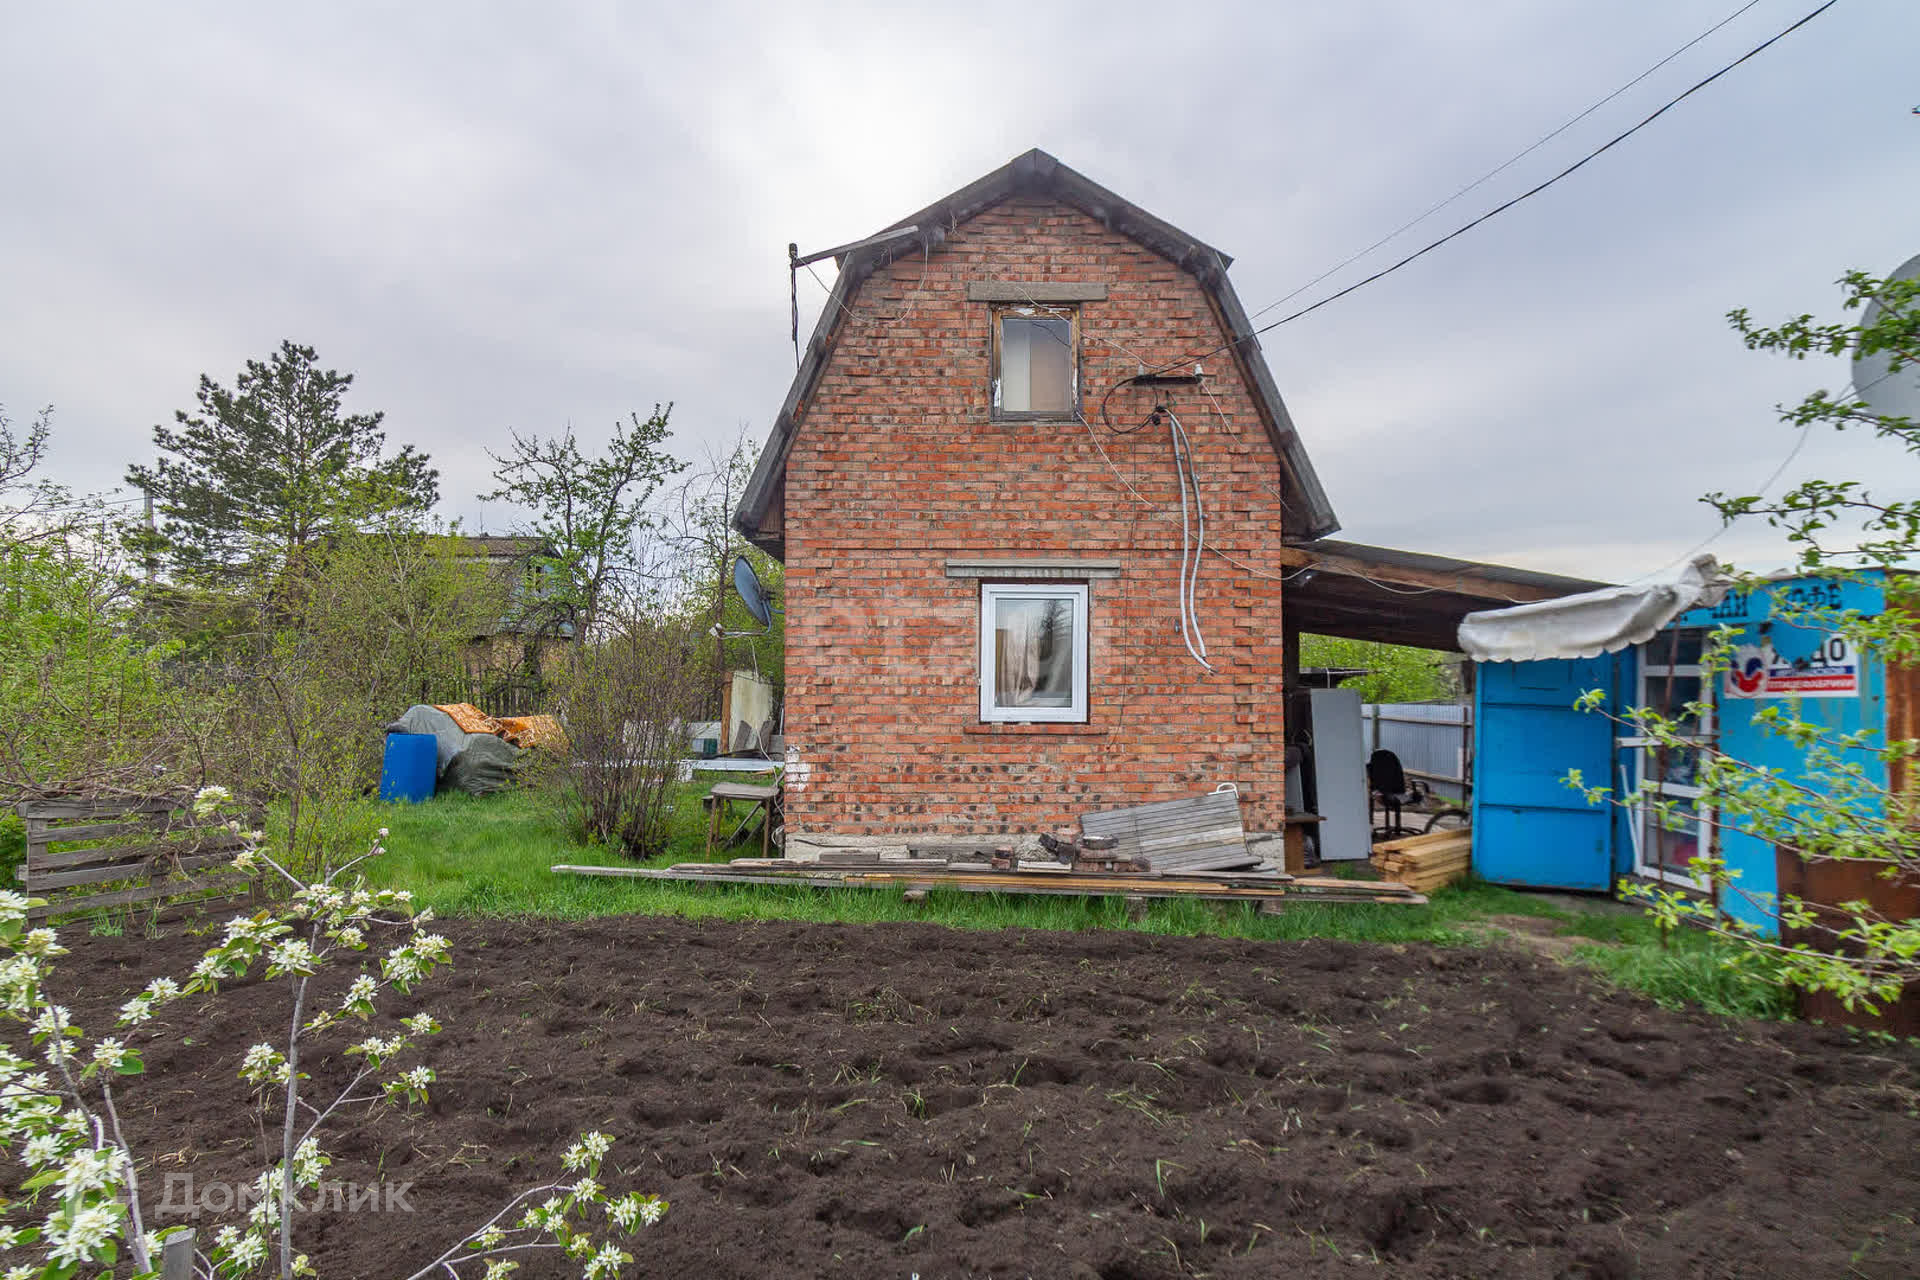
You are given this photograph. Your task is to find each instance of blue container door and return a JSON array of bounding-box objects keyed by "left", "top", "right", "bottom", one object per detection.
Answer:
[{"left": 1472, "top": 655, "right": 1625, "bottom": 891}]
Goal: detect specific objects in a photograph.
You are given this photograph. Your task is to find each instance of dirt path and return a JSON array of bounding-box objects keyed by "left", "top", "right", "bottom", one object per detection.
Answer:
[{"left": 15, "top": 917, "right": 1920, "bottom": 1278}]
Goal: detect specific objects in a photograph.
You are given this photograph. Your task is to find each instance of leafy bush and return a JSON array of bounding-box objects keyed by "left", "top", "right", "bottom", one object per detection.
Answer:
[{"left": 554, "top": 618, "right": 709, "bottom": 857}]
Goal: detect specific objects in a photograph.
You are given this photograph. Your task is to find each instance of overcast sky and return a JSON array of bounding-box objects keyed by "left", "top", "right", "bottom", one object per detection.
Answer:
[{"left": 4, "top": 0, "right": 1916, "bottom": 585}]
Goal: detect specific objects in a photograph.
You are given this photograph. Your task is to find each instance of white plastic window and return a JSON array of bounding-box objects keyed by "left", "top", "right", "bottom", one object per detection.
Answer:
[{"left": 979, "top": 583, "right": 1089, "bottom": 723}]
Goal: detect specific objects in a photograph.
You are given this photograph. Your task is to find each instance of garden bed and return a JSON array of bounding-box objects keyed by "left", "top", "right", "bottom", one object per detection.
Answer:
[{"left": 27, "top": 916, "right": 1920, "bottom": 1278}]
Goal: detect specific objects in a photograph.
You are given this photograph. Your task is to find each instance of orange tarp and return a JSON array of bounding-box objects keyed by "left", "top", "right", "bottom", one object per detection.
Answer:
[
  {"left": 434, "top": 703, "right": 500, "bottom": 735},
  {"left": 433, "top": 704, "right": 565, "bottom": 751},
  {"left": 496, "top": 715, "right": 567, "bottom": 751}
]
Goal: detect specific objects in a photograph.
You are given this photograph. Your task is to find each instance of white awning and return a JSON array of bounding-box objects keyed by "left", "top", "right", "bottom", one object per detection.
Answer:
[{"left": 1457, "top": 556, "right": 1731, "bottom": 662}]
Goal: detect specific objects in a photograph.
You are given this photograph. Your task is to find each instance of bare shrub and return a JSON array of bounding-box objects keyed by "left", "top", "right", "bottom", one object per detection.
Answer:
[{"left": 556, "top": 616, "right": 709, "bottom": 857}]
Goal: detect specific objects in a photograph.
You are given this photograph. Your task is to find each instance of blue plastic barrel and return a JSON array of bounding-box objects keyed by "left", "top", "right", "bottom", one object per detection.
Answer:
[{"left": 379, "top": 732, "right": 439, "bottom": 803}]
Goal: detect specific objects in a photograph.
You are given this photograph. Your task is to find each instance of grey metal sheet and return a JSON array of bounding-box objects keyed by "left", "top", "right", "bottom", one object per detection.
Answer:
[{"left": 1079, "top": 790, "right": 1257, "bottom": 871}]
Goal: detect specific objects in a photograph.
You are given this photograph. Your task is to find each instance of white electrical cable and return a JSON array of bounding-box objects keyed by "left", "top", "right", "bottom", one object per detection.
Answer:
[
  {"left": 1171, "top": 410, "right": 1210, "bottom": 663},
  {"left": 1166, "top": 409, "right": 1214, "bottom": 671},
  {"left": 1170, "top": 410, "right": 1198, "bottom": 664}
]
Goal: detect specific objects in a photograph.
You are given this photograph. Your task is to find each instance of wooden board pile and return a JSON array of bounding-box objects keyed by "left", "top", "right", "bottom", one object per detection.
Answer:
[
  {"left": 1370, "top": 828, "right": 1472, "bottom": 894},
  {"left": 552, "top": 853, "right": 1429, "bottom": 907}
]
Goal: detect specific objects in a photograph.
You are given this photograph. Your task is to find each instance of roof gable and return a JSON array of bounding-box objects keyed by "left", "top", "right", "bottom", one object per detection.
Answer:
[{"left": 735, "top": 149, "right": 1339, "bottom": 556}]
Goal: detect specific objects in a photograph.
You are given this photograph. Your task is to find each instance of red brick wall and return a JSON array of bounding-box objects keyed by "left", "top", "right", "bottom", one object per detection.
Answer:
[{"left": 781, "top": 196, "right": 1292, "bottom": 839}]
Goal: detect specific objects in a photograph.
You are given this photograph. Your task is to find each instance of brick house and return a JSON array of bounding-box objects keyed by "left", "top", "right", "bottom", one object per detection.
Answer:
[{"left": 734, "top": 150, "right": 1590, "bottom": 852}]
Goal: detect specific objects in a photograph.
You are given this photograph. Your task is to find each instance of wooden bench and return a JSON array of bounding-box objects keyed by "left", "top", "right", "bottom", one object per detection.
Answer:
[{"left": 704, "top": 783, "right": 782, "bottom": 857}]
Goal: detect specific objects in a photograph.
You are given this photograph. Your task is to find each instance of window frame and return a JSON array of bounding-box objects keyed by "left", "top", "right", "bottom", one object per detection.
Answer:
[
  {"left": 978, "top": 581, "right": 1091, "bottom": 724},
  {"left": 1627, "top": 627, "right": 1716, "bottom": 889},
  {"left": 989, "top": 303, "right": 1080, "bottom": 421}
]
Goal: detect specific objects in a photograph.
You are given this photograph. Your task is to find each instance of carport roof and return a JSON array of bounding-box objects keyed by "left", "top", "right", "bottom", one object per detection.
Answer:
[{"left": 1278, "top": 539, "right": 1608, "bottom": 653}]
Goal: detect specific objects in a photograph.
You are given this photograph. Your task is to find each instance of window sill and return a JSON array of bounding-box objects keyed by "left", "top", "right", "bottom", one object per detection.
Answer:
[{"left": 964, "top": 722, "right": 1109, "bottom": 736}]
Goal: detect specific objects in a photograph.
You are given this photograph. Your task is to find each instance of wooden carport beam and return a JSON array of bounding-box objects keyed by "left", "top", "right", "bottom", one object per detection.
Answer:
[{"left": 1273, "top": 545, "right": 1581, "bottom": 604}]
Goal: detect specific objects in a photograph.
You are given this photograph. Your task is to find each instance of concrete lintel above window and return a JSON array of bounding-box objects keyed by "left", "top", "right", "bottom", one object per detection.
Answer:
[
  {"left": 945, "top": 558, "right": 1121, "bottom": 580},
  {"left": 967, "top": 281, "right": 1109, "bottom": 303}
]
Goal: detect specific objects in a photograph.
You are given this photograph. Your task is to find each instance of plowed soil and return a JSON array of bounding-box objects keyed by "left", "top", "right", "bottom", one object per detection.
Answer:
[{"left": 20, "top": 917, "right": 1920, "bottom": 1278}]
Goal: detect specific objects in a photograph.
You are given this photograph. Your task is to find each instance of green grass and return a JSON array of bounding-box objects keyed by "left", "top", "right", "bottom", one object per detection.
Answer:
[{"left": 352, "top": 782, "right": 1788, "bottom": 1019}]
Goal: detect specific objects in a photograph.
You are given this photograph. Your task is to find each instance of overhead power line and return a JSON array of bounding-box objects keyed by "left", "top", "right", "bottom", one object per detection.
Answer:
[
  {"left": 1171, "top": 0, "right": 1841, "bottom": 374},
  {"left": 1245, "top": 0, "right": 1765, "bottom": 327}
]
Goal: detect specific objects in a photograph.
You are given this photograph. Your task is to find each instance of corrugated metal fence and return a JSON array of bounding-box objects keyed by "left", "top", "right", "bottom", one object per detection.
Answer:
[{"left": 1361, "top": 702, "right": 1471, "bottom": 801}]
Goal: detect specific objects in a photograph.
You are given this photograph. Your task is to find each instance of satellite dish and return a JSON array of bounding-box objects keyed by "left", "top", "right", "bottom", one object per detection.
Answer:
[
  {"left": 733, "top": 555, "right": 775, "bottom": 629},
  {"left": 1852, "top": 251, "right": 1920, "bottom": 420}
]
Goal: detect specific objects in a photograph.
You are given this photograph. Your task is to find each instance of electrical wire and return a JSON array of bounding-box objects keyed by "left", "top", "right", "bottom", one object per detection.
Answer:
[
  {"left": 1620, "top": 348, "right": 1913, "bottom": 583},
  {"left": 1244, "top": 0, "right": 1766, "bottom": 327},
  {"left": 1166, "top": 408, "right": 1213, "bottom": 669},
  {"left": 1150, "top": 0, "right": 1841, "bottom": 377}
]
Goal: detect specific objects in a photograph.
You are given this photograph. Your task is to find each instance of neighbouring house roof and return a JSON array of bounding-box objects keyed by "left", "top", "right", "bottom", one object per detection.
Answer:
[
  {"left": 451, "top": 534, "right": 574, "bottom": 639},
  {"left": 734, "top": 148, "right": 1341, "bottom": 558},
  {"left": 454, "top": 534, "right": 551, "bottom": 561}
]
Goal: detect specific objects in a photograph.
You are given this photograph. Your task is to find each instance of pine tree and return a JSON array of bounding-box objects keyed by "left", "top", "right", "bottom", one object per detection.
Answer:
[{"left": 128, "top": 341, "right": 438, "bottom": 584}]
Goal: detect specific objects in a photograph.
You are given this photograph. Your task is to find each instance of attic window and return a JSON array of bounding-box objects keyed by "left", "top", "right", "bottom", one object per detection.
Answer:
[{"left": 992, "top": 305, "right": 1078, "bottom": 418}]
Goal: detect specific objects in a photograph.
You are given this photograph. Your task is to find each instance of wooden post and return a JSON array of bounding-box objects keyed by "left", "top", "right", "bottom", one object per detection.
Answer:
[{"left": 161, "top": 1229, "right": 195, "bottom": 1280}]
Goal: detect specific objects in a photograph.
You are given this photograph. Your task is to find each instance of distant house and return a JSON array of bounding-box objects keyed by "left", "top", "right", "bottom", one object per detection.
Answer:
[{"left": 452, "top": 534, "right": 572, "bottom": 682}]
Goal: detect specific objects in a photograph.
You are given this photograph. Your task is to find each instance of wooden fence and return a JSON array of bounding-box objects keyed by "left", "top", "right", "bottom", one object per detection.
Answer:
[{"left": 16, "top": 795, "right": 257, "bottom": 923}]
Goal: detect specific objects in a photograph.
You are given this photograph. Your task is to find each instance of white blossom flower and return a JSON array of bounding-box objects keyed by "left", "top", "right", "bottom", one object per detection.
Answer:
[
  {"left": 569, "top": 1176, "right": 601, "bottom": 1200},
  {"left": 239, "top": 1043, "right": 288, "bottom": 1085},
  {"left": 636, "top": 1197, "right": 665, "bottom": 1227},
  {"left": 56, "top": 1146, "right": 123, "bottom": 1197},
  {"left": 377, "top": 827, "right": 390, "bottom": 838},
  {"left": 222, "top": 1231, "right": 268, "bottom": 1269},
  {"left": 21, "top": 1134, "right": 60, "bottom": 1166},
  {"left": 384, "top": 949, "right": 424, "bottom": 985},
  {"left": 267, "top": 939, "right": 316, "bottom": 973},
  {"left": 19, "top": 929, "right": 65, "bottom": 958},
  {"left": 342, "top": 975, "right": 378, "bottom": 1009},
  {"left": 403, "top": 1012, "right": 439, "bottom": 1035},
  {"left": 292, "top": 1137, "right": 327, "bottom": 1184},
  {"left": 31, "top": 1005, "right": 71, "bottom": 1037},
  {"left": 564, "top": 1131, "right": 614, "bottom": 1170},
  {"left": 0, "top": 1225, "right": 19, "bottom": 1247},
  {"left": 402, "top": 1066, "right": 434, "bottom": 1090},
  {"left": 46, "top": 1201, "right": 120, "bottom": 1266},
  {"left": 0, "top": 891, "right": 32, "bottom": 924},
  {"left": 583, "top": 1243, "right": 629, "bottom": 1279},
  {"left": 90, "top": 1038, "right": 128, "bottom": 1071}
]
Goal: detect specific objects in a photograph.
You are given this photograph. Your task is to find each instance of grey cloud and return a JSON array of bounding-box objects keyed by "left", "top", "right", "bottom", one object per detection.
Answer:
[{"left": 3, "top": 0, "right": 1916, "bottom": 590}]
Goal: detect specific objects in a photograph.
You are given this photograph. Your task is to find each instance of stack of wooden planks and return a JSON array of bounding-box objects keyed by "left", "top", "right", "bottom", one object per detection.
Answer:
[
  {"left": 552, "top": 855, "right": 1430, "bottom": 907},
  {"left": 1370, "top": 828, "right": 1472, "bottom": 894}
]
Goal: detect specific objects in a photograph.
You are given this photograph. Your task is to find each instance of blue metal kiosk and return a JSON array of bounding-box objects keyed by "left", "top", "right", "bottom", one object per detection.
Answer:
[{"left": 1470, "top": 572, "right": 1895, "bottom": 936}]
